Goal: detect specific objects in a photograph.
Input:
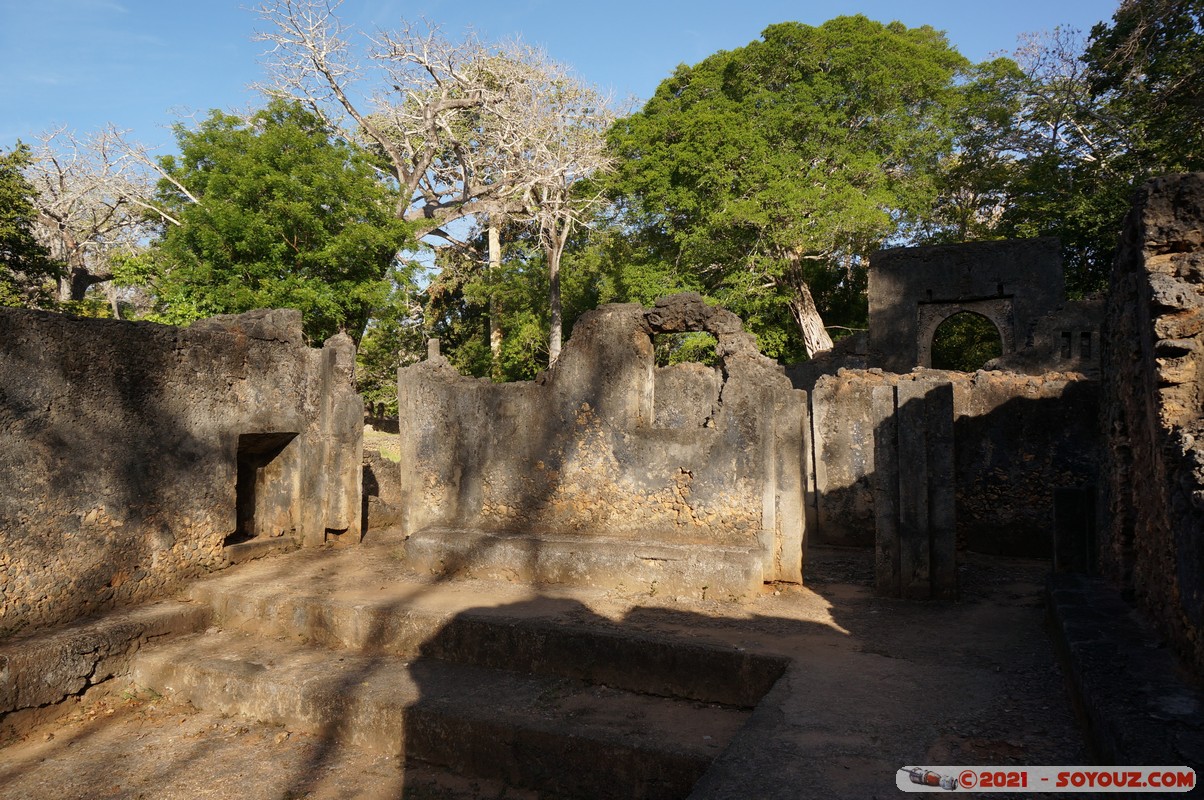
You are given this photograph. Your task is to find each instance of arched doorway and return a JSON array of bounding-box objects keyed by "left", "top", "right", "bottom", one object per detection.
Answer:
[{"left": 929, "top": 311, "right": 1004, "bottom": 371}]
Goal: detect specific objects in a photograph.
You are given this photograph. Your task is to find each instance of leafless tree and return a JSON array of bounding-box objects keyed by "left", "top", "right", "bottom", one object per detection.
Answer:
[
  {"left": 511, "top": 76, "right": 616, "bottom": 365},
  {"left": 1011, "top": 27, "right": 1126, "bottom": 169},
  {"left": 256, "top": 0, "right": 616, "bottom": 366},
  {"left": 256, "top": 0, "right": 545, "bottom": 241},
  {"left": 24, "top": 126, "right": 160, "bottom": 314}
]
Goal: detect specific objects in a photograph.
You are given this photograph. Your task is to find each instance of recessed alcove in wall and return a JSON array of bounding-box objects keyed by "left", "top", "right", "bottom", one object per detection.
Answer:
[{"left": 227, "top": 431, "right": 299, "bottom": 546}]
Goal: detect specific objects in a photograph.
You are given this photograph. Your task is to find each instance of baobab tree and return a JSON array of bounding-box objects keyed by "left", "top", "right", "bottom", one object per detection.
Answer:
[
  {"left": 256, "top": 0, "right": 543, "bottom": 241},
  {"left": 23, "top": 126, "right": 158, "bottom": 315},
  {"left": 255, "top": 0, "right": 615, "bottom": 366},
  {"left": 511, "top": 78, "right": 615, "bottom": 364}
]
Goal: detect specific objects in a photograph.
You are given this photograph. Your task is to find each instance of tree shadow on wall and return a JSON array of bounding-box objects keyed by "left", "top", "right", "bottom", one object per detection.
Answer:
[{"left": 0, "top": 311, "right": 216, "bottom": 634}]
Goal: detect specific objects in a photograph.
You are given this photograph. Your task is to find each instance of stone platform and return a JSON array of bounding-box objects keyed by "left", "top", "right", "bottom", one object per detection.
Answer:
[
  {"left": 400, "top": 527, "right": 766, "bottom": 601},
  {"left": 0, "top": 536, "right": 1092, "bottom": 799}
]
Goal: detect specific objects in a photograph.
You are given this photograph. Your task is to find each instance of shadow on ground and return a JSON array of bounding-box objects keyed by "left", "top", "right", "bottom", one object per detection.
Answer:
[{"left": 0, "top": 541, "right": 1090, "bottom": 800}]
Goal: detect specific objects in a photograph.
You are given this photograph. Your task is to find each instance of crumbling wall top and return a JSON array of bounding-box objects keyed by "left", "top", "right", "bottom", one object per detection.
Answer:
[{"left": 188, "top": 307, "right": 305, "bottom": 345}]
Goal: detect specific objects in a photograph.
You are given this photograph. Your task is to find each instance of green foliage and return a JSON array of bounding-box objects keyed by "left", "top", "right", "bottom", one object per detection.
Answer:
[
  {"left": 422, "top": 233, "right": 528, "bottom": 380},
  {"left": 999, "top": 151, "right": 1133, "bottom": 296},
  {"left": 355, "top": 278, "right": 425, "bottom": 414},
  {"left": 603, "top": 16, "right": 971, "bottom": 356},
  {"left": 957, "top": 7, "right": 1204, "bottom": 297},
  {"left": 58, "top": 297, "right": 117, "bottom": 319},
  {"left": 930, "top": 312, "right": 1004, "bottom": 371},
  {"left": 918, "top": 58, "right": 1028, "bottom": 244},
  {"left": 420, "top": 217, "right": 623, "bottom": 382},
  {"left": 654, "top": 332, "right": 720, "bottom": 367},
  {"left": 146, "top": 100, "right": 415, "bottom": 344},
  {"left": 1087, "top": 0, "right": 1204, "bottom": 173},
  {"left": 0, "top": 143, "right": 60, "bottom": 307}
]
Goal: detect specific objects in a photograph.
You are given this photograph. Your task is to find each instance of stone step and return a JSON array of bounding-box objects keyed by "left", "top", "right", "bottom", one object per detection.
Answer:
[
  {"left": 187, "top": 570, "right": 787, "bottom": 708},
  {"left": 130, "top": 631, "right": 749, "bottom": 800},
  {"left": 402, "top": 527, "right": 766, "bottom": 600},
  {"left": 0, "top": 599, "right": 208, "bottom": 726}
]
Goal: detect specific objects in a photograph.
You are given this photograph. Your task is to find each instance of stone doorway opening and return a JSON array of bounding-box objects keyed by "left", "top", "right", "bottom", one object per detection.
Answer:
[
  {"left": 929, "top": 311, "right": 1005, "bottom": 371},
  {"left": 227, "top": 431, "right": 299, "bottom": 546}
]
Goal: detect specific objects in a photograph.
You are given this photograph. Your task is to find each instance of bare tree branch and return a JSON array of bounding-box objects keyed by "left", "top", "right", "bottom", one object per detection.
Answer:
[
  {"left": 254, "top": 0, "right": 614, "bottom": 243},
  {"left": 24, "top": 126, "right": 160, "bottom": 303}
]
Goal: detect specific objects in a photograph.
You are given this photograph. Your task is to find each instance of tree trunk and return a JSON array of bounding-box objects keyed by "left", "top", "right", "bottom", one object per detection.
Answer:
[
  {"left": 58, "top": 265, "right": 105, "bottom": 303},
  {"left": 103, "top": 282, "right": 123, "bottom": 320},
  {"left": 788, "top": 281, "right": 834, "bottom": 358},
  {"left": 488, "top": 218, "right": 503, "bottom": 380},
  {"left": 548, "top": 241, "right": 563, "bottom": 366}
]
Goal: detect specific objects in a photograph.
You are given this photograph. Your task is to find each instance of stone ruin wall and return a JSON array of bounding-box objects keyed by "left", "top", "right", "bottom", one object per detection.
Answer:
[
  {"left": 0, "top": 308, "right": 363, "bottom": 638},
  {"left": 1101, "top": 172, "right": 1204, "bottom": 676},
  {"left": 397, "top": 294, "right": 809, "bottom": 584},
  {"left": 811, "top": 368, "right": 1100, "bottom": 555},
  {"left": 867, "top": 237, "right": 1066, "bottom": 374}
]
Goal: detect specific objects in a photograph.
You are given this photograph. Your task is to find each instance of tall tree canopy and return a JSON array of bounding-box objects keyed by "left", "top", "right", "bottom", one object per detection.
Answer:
[
  {"left": 146, "top": 100, "right": 414, "bottom": 344},
  {"left": 256, "top": 0, "right": 602, "bottom": 244},
  {"left": 21, "top": 126, "right": 158, "bottom": 313},
  {"left": 606, "top": 16, "right": 971, "bottom": 358},
  {"left": 1087, "top": 0, "right": 1204, "bottom": 173},
  {"left": 255, "top": 0, "right": 616, "bottom": 367},
  {"left": 966, "top": 2, "right": 1204, "bottom": 296}
]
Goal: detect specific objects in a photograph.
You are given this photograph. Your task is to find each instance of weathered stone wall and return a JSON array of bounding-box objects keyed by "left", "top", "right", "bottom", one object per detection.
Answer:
[
  {"left": 952, "top": 372, "right": 1100, "bottom": 555},
  {"left": 986, "top": 296, "right": 1104, "bottom": 378},
  {"left": 812, "top": 369, "right": 1100, "bottom": 555},
  {"left": 398, "top": 294, "right": 809, "bottom": 584},
  {"left": 867, "top": 238, "right": 1065, "bottom": 373},
  {"left": 1101, "top": 172, "right": 1204, "bottom": 677},
  {"left": 0, "top": 308, "right": 362, "bottom": 637},
  {"left": 363, "top": 446, "right": 403, "bottom": 530},
  {"left": 872, "top": 377, "right": 957, "bottom": 599}
]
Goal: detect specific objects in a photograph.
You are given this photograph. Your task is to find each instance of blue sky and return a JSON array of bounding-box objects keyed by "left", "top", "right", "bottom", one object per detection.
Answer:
[{"left": 2, "top": 0, "right": 1121, "bottom": 151}]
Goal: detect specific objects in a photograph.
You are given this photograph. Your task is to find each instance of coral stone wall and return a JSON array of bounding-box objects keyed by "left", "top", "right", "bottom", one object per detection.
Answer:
[
  {"left": 0, "top": 308, "right": 362, "bottom": 637},
  {"left": 811, "top": 369, "right": 1100, "bottom": 554},
  {"left": 867, "top": 238, "right": 1064, "bottom": 373},
  {"left": 397, "top": 295, "right": 809, "bottom": 584},
  {"left": 1101, "top": 173, "right": 1204, "bottom": 676}
]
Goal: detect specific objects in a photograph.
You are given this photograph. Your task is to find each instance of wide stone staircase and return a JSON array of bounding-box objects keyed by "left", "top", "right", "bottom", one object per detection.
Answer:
[{"left": 124, "top": 534, "right": 789, "bottom": 799}]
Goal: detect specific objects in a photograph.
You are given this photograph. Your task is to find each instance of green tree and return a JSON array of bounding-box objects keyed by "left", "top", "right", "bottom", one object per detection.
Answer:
[
  {"left": 918, "top": 58, "right": 1028, "bottom": 244},
  {"left": 1087, "top": 0, "right": 1204, "bottom": 173},
  {"left": 977, "top": 6, "right": 1203, "bottom": 298},
  {"left": 984, "top": 27, "right": 1133, "bottom": 295},
  {"left": 606, "top": 16, "right": 971, "bottom": 358},
  {"left": 417, "top": 211, "right": 623, "bottom": 382},
  {"left": 0, "top": 143, "right": 60, "bottom": 307},
  {"left": 146, "top": 100, "right": 414, "bottom": 344},
  {"left": 356, "top": 282, "right": 426, "bottom": 413}
]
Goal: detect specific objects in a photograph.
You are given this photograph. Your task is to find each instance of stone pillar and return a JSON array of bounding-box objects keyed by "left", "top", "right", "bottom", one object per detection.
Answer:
[
  {"left": 872, "top": 379, "right": 956, "bottom": 599},
  {"left": 315, "top": 332, "right": 364, "bottom": 546},
  {"left": 767, "top": 386, "right": 808, "bottom": 584}
]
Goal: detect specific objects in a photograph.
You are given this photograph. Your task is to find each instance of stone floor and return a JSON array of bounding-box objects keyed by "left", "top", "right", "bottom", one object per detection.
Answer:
[{"left": 0, "top": 537, "right": 1096, "bottom": 799}]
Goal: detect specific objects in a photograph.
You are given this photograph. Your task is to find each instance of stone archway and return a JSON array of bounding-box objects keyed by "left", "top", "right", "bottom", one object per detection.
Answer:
[
  {"left": 916, "top": 299, "right": 1015, "bottom": 369},
  {"left": 929, "top": 311, "right": 1007, "bottom": 371}
]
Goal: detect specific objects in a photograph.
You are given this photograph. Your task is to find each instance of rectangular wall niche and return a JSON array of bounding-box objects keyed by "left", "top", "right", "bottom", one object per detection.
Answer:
[{"left": 228, "top": 431, "right": 299, "bottom": 546}]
